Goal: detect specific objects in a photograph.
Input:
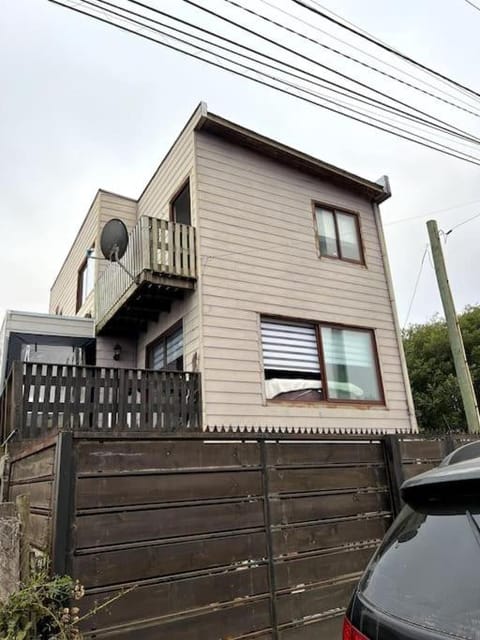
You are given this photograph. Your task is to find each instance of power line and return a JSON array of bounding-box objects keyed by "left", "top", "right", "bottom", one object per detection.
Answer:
[
  {"left": 100, "top": 0, "right": 480, "bottom": 147},
  {"left": 291, "top": 0, "right": 480, "bottom": 101},
  {"left": 465, "top": 0, "right": 480, "bottom": 12},
  {"left": 178, "top": 0, "right": 480, "bottom": 146},
  {"left": 258, "top": 0, "right": 480, "bottom": 113},
  {"left": 385, "top": 198, "right": 480, "bottom": 227},
  {"left": 83, "top": 0, "right": 476, "bottom": 149},
  {"left": 223, "top": 0, "right": 480, "bottom": 119},
  {"left": 115, "top": 0, "right": 480, "bottom": 149},
  {"left": 446, "top": 210, "right": 480, "bottom": 234},
  {"left": 403, "top": 245, "right": 429, "bottom": 328},
  {"left": 49, "top": 0, "right": 480, "bottom": 165},
  {"left": 62, "top": 0, "right": 480, "bottom": 151}
]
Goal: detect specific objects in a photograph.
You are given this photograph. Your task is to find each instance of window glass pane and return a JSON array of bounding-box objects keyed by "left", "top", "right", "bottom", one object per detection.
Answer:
[
  {"left": 359, "top": 506, "right": 480, "bottom": 637},
  {"left": 336, "top": 212, "right": 361, "bottom": 261},
  {"left": 172, "top": 183, "right": 191, "bottom": 225},
  {"left": 315, "top": 209, "right": 338, "bottom": 257},
  {"left": 79, "top": 249, "right": 95, "bottom": 307},
  {"left": 166, "top": 328, "right": 183, "bottom": 366},
  {"left": 321, "top": 327, "right": 381, "bottom": 400},
  {"left": 150, "top": 342, "right": 165, "bottom": 370}
]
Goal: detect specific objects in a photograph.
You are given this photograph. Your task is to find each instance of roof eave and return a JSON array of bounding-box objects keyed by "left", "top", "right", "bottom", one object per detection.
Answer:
[{"left": 195, "top": 112, "right": 389, "bottom": 203}]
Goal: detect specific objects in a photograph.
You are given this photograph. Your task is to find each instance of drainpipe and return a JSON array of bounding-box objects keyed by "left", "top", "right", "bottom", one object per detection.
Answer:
[{"left": 373, "top": 176, "right": 418, "bottom": 432}]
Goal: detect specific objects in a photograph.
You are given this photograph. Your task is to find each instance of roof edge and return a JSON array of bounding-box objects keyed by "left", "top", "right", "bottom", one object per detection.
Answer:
[{"left": 195, "top": 111, "right": 388, "bottom": 201}]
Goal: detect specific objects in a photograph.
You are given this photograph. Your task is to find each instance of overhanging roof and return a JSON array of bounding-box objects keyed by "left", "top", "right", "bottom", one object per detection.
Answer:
[{"left": 195, "top": 109, "right": 389, "bottom": 203}]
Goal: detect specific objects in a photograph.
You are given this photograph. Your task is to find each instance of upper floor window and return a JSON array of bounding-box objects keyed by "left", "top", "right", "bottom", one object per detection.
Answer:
[
  {"left": 170, "top": 181, "right": 191, "bottom": 225},
  {"left": 314, "top": 206, "right": 363, "bottom": 263},
  {"left": 147, "top": 323, "right": 184, "bottom": 371},
  {"left": 261, "top": 317, "right": 383, "bottom": 403},
  {"left": 77, "top": 248, "right": 95, "bottom": 311}
]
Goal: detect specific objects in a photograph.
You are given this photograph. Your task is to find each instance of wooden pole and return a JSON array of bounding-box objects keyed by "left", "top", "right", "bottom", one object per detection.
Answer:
[{"left": 427, "top": 219, "right": 480, "bottom": 433}]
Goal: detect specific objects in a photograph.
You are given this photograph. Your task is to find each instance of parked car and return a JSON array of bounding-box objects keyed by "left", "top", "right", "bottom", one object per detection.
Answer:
[{"left": 344, "top": 440, "right": 480, "bottom": 640}]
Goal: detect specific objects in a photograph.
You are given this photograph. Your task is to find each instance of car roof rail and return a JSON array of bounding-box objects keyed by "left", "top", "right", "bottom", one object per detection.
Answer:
[{"left": 440, "top": 440, "right": 480, "bottom": 466}]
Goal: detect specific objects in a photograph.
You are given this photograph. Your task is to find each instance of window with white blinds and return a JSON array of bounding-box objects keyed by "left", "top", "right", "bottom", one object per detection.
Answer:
[
  {"left": 148, "top": 324, "right": 184, "bottom": 371},
  {"left": 261, "top": 320, "right": 320, "bottom": 375},
  {"left": 261, "top": 317, "right": 383, "bottom": 403}
]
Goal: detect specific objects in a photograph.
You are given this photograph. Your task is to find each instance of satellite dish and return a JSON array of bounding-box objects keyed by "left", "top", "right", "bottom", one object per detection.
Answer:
[{"left": 100, "top": 219, "right": 129, "bottom": 262}]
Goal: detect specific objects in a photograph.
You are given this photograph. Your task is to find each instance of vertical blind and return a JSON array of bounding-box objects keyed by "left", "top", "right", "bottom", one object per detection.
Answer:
[{"left": 261, "top": 319, "right": 320, "bottom": 372}]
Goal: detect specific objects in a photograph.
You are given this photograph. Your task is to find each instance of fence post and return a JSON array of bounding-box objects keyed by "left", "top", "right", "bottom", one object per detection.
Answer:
[
  {"left": 260, "top": 440, "right": 279, "bottom": 639},
  {"left": 383, "top": 434, "right": 404, "bottom": 518},
  {"left": 51, "top": 432, "right": 74, "bottom": 576}
]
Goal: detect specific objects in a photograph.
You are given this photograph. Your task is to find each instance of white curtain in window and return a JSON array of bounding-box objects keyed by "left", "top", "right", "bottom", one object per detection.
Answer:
[{"left": 321, "top": 327, "right": 373, "bottom": 367}]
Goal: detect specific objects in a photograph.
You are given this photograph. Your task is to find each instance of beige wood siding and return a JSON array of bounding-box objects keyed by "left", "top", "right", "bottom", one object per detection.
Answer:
[
  {"left": 135, "top": 107, "right": 202, "bottom": 375},
  {"left": 96, "top": 191, "right": 138, "bottom": 284},
  {"left": 49, "top": 193, "right": 100, "bottom": 317},
  {"left": 50, "top": 191, "right": 138, "bottom": 321},
  {"left": 96, "top": 336, "right": 137, "bottom": 369},
  {"left": 195, "top": 131, "right": 411, "bottom": 431}
]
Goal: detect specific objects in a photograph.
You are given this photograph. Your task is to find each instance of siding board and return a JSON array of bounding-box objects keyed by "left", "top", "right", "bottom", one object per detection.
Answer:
[{"left": 195, "top": 130, "right": 411, "bottom": 431}]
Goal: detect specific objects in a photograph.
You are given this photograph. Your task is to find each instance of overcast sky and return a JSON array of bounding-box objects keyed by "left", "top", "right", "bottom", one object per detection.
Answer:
[{"left": 1, "top": 0, "right": 480, "bottom": 328}]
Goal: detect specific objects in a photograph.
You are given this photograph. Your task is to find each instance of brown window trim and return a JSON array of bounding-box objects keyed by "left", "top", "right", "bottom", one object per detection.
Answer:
[
  {"left": 312, "top": 201, "right": 365, "bottom": 266},
  {"left": 262, "top": 314, "right": 385, "bottom": 406},
  {"left": 145, "top": 320, "right": 184, "bottom": 370}
]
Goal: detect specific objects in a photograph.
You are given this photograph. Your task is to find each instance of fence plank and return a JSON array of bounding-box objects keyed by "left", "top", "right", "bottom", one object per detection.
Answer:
[
  {"left": 270, "top": 490, "right": 389, "bottom": 526},
  {"left": 74, "top": 530, "right": 267, "bottom": 588},
  {"left": 266, "top": 442, "right": 384, "bottom": 466},
  {"left": 274, "top": 546, "right": 376, "bottom": 590},
  {"left": 76, "top": 470, "right": 263, "bottom": 509},
  {"left": 76, "top": 440, "right": 261, "bottom": 473},
  {"left": 75, "top": 500, "right": 265, "bottom": 548}
]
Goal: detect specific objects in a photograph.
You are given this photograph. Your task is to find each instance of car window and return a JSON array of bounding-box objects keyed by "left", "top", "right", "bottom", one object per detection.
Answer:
[{"left": 359, "top": 505, "right": 480, "bottom": 639}]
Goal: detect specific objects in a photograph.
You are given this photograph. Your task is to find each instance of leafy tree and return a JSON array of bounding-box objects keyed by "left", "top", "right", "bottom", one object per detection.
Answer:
[{"left": 402, "top": 305, "right": 480, "bottom": 432}]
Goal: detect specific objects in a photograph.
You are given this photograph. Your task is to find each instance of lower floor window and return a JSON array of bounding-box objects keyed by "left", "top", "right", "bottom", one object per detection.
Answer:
[
  {"left": 261, "top": 317, "right": 383, "bottom": 403},
  {"left": 147, "top": 324, "right": 184, "bottom": 371}
]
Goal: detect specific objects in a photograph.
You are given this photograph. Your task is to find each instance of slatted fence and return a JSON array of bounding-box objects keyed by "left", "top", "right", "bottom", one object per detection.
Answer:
[
  {"left": 2, "top": 430, "right": 474, "bottom": 639},
  {"left": 1, "top": 362, "right": 201, "bottom": 440}
]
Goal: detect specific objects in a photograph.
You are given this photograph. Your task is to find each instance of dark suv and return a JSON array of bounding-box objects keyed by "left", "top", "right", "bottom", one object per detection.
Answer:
[{"left": 344, "top": 441, "right": 480, "bottom": 640}]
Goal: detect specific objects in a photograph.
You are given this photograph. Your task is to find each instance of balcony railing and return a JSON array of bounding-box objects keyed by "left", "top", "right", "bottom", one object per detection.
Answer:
[
  {"left": 95, "top": 216, "right": 196, "bottom": 333},
  {"left": 0, "top": 362, "right": 202, "bottom": 440}
]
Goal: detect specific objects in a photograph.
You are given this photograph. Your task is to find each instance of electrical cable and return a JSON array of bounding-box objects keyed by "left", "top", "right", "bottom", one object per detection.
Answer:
[
  {"left": 178, "top": 0, "right": 480, "bottom": 146},
  {"left": 291, "top": 0, "right": 480, "bottom": 101},
  {"left": 446, "top": 210, "right": 480, "bottom": 234},
  {"left": 223, "top": 0, "right": 480, "bottom": 119},
  {"left": 464, "top": 0, "right": 480, "bottom": 12},
  {"left": 101, "top": 0, "right": 480, "bottom": 148},
  {"left": 49, "top": 0, "right": 480, "bottom": 165},
  {"left": 403, "top": 245, "right": 429, "bottom": 328},
  {"left": 258, "top": 0, "right": 480, "bottom": 113},
  {"left": 384, "top": 198, "right": 480, "bottom": 227}
]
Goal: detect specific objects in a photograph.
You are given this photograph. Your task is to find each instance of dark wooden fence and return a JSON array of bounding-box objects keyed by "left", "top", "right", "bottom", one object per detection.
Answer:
[
  {"left": 4, "top": 430, "right": 475, "bottom": 639},
  {"left": 0, "top": 362, "right": 201, "bottom": 440},
  {"left": 5, "top": 435, "right": 58, "bottom": 554}
]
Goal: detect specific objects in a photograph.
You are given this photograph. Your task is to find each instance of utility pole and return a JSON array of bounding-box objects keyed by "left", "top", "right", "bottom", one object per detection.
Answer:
[{"left": 427, "top": 219, "right": 480, "bottom": 433}]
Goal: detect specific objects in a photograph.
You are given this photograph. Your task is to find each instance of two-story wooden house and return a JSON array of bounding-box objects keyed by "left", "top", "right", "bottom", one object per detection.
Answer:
[{"left": 49, "top": 102, "right": 417, "bottom": 432}]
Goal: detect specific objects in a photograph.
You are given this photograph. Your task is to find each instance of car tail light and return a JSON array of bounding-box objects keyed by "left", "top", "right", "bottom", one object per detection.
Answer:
[{"left": 343, "top": 616, "right": 370, "bottom": 640}]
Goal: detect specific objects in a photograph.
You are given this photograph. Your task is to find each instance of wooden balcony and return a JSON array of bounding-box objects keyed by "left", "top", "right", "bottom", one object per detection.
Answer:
[
  {"left": 0, "top": 362, "right": 202, "bottom": 441},
  {"left": 95, "top": 216, "right": 197, "bottom": 335}
]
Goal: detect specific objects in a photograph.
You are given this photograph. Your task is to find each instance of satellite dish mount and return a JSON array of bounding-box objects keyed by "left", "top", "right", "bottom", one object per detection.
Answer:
[{"left": 100, "top": 219, "right": 139, "bottom": 283}]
